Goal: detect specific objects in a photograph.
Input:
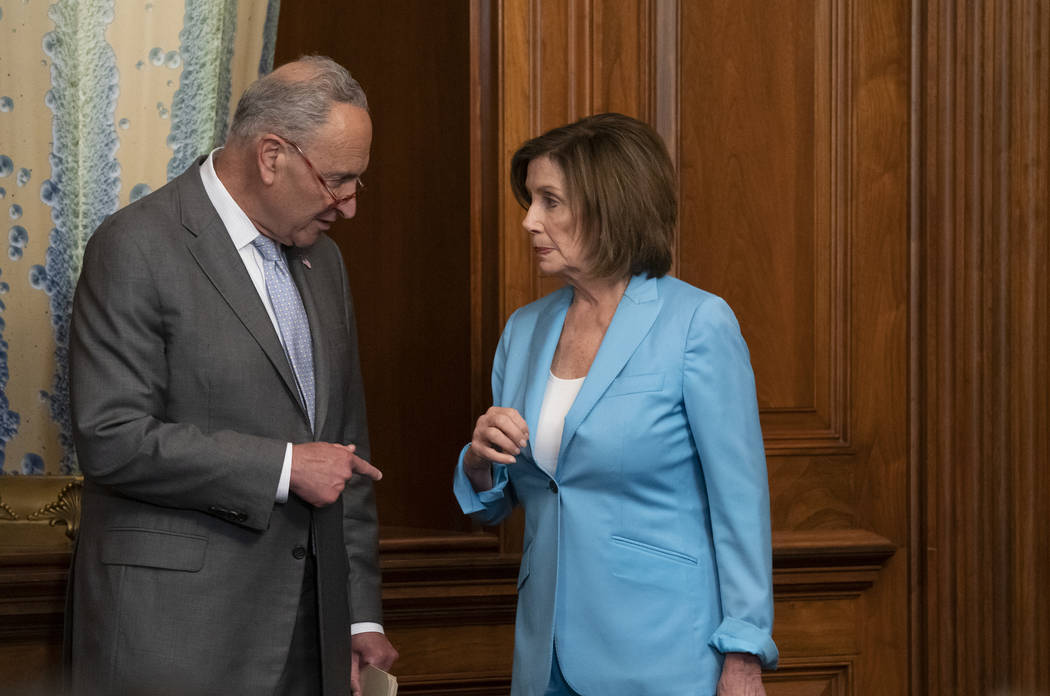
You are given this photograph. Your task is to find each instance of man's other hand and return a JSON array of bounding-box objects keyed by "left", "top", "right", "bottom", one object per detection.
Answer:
[
  {"left": 350, "top": 632, "right": 399, "bottom": 696},
  {"left": 290, "top": 442, "right": 382, "bottom": 507}
]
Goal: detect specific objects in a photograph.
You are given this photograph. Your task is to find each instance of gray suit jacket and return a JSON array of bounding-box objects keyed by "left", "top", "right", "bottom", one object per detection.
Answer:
[{"left": 65, "top": 159, "right": 379, "bottom": 696}]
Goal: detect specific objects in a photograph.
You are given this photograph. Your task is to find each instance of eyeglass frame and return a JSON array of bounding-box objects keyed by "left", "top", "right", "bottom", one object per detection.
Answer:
[{"left": 275, "top": 134, "right": 365, "bottom": 210}]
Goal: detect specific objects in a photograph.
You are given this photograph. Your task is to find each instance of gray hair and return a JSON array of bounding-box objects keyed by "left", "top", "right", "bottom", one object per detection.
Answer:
[{"left": 228, "top": 55, "right": 368, "bottom": 146}]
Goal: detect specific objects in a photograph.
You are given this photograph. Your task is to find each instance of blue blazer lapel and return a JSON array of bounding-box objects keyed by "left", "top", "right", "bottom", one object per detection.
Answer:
[
  {"left": 560, "top": 274, "right": 661, "bottom": 457},
  {"left": 523, "top": 288, "right": 572, "bottom": 455}
]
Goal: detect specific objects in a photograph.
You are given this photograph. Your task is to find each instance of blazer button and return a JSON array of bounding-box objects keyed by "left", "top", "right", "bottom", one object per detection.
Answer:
[
  {"left": 292, "top": 545, "right": 307, "bottom": 560},
  {"left": 548, "top": 480, "right": 559, "bottom": 493}
]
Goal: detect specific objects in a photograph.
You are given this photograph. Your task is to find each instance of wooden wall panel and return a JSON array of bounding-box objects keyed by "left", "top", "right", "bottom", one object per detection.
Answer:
[
  {"left": 0, "top": 551, "right": 67, "bottom": 695},
  {"left": 470, "top": 0, "right": 502, "bottom": 428},
  {"left": 846, "top": 0, "right": 912, "bottom": 690},
  {"left": 914, "top": 0, "right": 1050, "bottom": 693},
  {"left": 4, "top": 3, "right": 1048, "bottom": 695},
  {"left": 500, "top": 0, "right": 658, "bottom": 317},
  {"left": 276, "top": 1, "right": 475, "bottom": 535},
  {"left": 676, "top": 2, "right": 910, "bottom": 690},
  {"left": 679, "top": 0, "right": 849, "bottom": 454}
]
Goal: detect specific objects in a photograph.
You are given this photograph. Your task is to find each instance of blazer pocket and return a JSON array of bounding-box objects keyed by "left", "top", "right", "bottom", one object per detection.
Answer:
[
  {"left": 101, "top": 528, "right": 207, "bottom": 572},
  {"left": 605, "top": 372, "right": 664, "bottom": 398},
  {"left": 610, "top": 535, "right": 698, "bottom": 567},
  {"left": 610, "top": 535, "right": 697, "bottom": 593}
]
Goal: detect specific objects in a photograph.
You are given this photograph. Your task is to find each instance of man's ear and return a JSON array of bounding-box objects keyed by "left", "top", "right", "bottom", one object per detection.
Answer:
[{"left": 257, "top": 134, "right": 283, "bottom": 186}]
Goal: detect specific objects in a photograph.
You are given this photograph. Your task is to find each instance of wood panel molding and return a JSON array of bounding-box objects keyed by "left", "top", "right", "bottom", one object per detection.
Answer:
[
  {"left": 0, "top": 551, "right": 68, "bottom": 643},
  {"left": 379, "top": 528, "right": 517, "bottom": 629},
  {"left": 650, "top": 0, "right": 678, "bottom": 167},
  {"left": 765, "top": 659, "right": 852, "bottom": 696},
  {"left": 499, "top": 0, "right": 666, "bottom": 321},
  {"left": 396, "top": 675, "right": 512, "bottom": 696},
  {"left": 677, "top": 0, "right": 855, "bottom": 457},
  {"left": 0, "top": 527, "right": 895, "bottom": 689},
  {"left": 470, "top": 0, "right": 502, "bottom": 423},
  {"left": 773, "top": 529, "right": 896, "bottom": 599},
  {"left": 760, "top": 0, "right": 851, "bottom": 456},
  {"left": 912, "top": 0, "right": 1050, "bottom": 693}
]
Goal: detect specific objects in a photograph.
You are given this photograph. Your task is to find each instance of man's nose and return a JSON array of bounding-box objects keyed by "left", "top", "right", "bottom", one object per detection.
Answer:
[{"left": 334, "top": 196, "right": 357, "bottom": 219}]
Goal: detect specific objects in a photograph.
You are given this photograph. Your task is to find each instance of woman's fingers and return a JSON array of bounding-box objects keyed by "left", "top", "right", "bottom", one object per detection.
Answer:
[
  {"left": 471, "top": 424, "right": 518, "bottom": 464},
  {"left": 483, "top": 407, "right": 529, "bottom": 445},
  {"left": 472, "top": 407, "right": 530, "bottom": 464}
]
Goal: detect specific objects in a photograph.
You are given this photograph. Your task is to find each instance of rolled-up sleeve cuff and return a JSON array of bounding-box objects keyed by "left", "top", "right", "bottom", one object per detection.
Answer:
[
  {"left": 453, "top": 444, "right": 510, "bottom": 514},
  {"left": 708, "top": 616, "right": 779, "bottom": 670}
]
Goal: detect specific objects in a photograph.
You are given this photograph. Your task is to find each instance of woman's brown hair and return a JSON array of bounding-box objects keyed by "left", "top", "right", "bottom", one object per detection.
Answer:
[{"left": 510, "top": 113, "right": 676, "bottom": 279}]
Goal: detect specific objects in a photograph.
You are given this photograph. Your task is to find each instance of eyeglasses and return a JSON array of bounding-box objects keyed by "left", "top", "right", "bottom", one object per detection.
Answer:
[{"left": 278, "top": 135, "right": 365, "bottom": 210}]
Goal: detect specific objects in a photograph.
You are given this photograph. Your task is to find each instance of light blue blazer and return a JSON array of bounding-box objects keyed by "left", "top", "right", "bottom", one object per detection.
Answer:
[{"left": 455, "top": 273, "right": 778, "bottom": 696}]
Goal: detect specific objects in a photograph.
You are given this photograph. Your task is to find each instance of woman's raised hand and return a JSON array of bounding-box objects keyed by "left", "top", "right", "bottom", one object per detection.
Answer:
[{"left": 467, "top": 407, "right": 530, "bottom": 467}]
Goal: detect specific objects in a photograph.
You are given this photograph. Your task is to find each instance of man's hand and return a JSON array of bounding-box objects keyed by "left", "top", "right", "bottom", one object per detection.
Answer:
[
  {"left": 350, "top": 631, "right": 399, "bottom": 696},
  {"left": 716, "top": 652, "right": 766, "bottom": 696},
  {"left": 289, "top": 442, "right": 382, "bottom": 507}
]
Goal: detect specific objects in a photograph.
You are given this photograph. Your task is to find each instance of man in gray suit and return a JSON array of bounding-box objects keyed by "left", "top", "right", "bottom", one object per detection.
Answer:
[{"left": 67, "top": 56, "right": 398, "bottom": 696}]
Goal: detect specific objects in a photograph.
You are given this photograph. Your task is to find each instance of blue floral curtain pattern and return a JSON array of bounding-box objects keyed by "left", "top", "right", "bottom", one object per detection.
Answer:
[
  {"left": 167, "top": 0, "right": 239, "bottom": 180},
  {"left": 0, "top": 0, "right": 280, "bottom": 476},
  {"left": 39, "top": 0, "right": 122, "bottom": 475}
]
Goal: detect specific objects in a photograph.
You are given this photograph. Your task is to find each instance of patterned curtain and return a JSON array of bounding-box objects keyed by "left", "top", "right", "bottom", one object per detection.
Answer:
[{"left": 0, "top": 0, "right": 281, "bottom": 476}]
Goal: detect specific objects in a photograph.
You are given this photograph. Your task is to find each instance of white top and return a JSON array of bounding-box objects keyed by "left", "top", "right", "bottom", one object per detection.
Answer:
[{"left": 533, "top": 371, "right": 586, "bottom": 476}]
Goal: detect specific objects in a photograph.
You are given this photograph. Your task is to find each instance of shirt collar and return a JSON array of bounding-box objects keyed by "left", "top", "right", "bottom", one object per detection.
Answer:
[{"left": 199, "top": 148, "right": 264, "bottom": 251}]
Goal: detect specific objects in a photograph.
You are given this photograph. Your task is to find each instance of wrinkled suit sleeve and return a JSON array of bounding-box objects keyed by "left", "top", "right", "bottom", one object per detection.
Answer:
[
  {"left": 683, "top": 296, "right": 778, "bottom": 669},
  {"left": 453, "top": 312, "right": 518, "bottom": 526},
  {"left": 70, "top": 218, "right": 286, "bottom": 532}
]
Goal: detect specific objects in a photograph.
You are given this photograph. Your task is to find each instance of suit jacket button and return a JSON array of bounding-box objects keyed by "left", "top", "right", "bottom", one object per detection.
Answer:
[
  {"left": 292, "top": 545, "right": 307, "bottom": 560},
  {"left": 209, "top": 505, "right": 233, "bottom": 520},
  {"left": 548, "top": 480, "right": 558, "bottom": 493}
]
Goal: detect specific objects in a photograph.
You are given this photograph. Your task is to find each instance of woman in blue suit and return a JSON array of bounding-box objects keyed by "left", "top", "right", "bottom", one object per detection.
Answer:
[{"left": 454, "top": 113, "right": 777, "bottom": 696}]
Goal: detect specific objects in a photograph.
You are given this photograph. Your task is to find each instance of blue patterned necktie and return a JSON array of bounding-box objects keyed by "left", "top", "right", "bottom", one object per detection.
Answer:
[{"left": 251, "top": 235, "right": 315, "bottom": 429}]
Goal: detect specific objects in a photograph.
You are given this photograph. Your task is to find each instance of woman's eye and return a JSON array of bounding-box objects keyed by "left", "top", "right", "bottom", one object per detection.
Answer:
[{"left": 544, "top": 196, "right": 558, "bottom": 208}]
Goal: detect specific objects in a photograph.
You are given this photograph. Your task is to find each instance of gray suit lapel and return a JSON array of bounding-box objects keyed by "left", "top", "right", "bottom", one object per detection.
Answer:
[{"left": 174, "top": 163, "right": 304, "bottom": 422}]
